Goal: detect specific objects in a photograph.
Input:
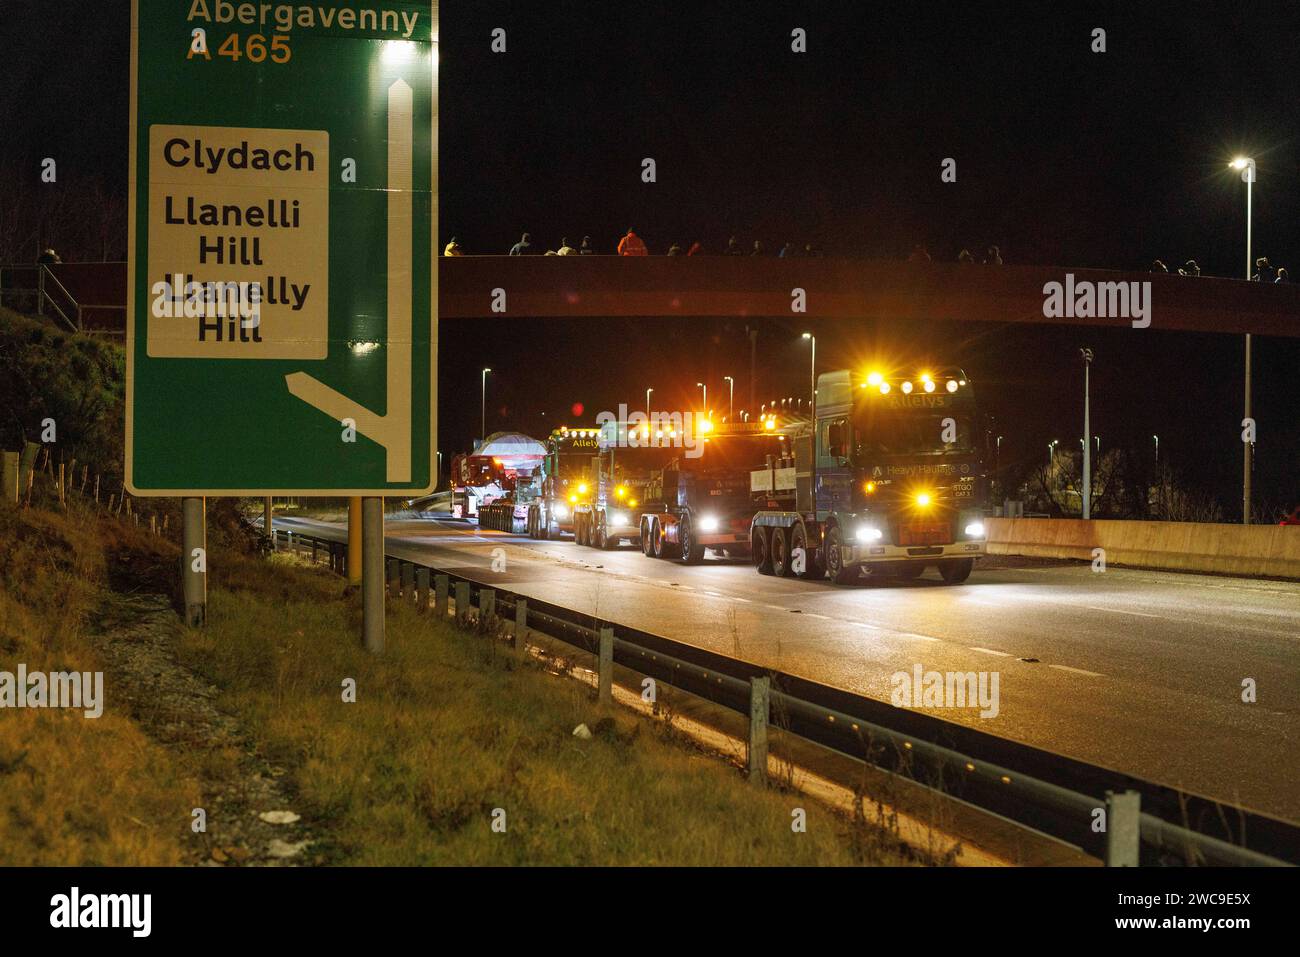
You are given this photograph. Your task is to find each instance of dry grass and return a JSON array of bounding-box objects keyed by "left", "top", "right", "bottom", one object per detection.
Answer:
[
  {"left": 0, "top": 503, "right": 201, "bottom": 866},
  {"left": 179, "top": 555, "right": 903, "bottom": 865}
]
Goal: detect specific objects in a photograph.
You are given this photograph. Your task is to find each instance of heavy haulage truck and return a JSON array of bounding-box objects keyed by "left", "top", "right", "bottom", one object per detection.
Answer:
[
  {"left": 525, "top": 426, "right": 602, "bottom": 540},
  {"left": 748, "top": 367, "right": 989, "bottom": 584},
  {"left": 573, "top": 421, "right": 680, "bottom": 550},
  {"left": 638, "top": 422, "right": 791, "bottom": 563}
]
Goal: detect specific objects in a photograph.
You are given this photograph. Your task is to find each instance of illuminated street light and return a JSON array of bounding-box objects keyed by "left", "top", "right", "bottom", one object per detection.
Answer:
[
  {"left": 697, "top": 381, "right": 707, "bottom": 413},
  {"left": 1230, "top": 156, "right": 1256, "bottom": 524},
  {"left": 1080, "top": 348, "right": 1093, "bottom": 520},
  {"left": 1153, "top": 434, "right": 1160, "bottom": 464},
  {"left": 481, "top": 367, "right": 491, "bottom": 443},
  {"left": 724, "top": 375, "right": 734, "bottom": 421},
  {"left": 646, "top": 386, "right": 653, "bottom": 417},
  {"left": 1048, "top": 439, "right": 1059, "bottom": 465}
]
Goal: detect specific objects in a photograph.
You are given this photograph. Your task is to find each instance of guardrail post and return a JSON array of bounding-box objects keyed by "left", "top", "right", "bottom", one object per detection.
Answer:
[
  {"left": 416, "top": 568, "right": 430, "bottom": 612},
  {"left": 435, "top": 574, "right": 449, "bottom": 617},
  {"left": 1105, "top": 790, "right": 1141, "bottom": 866},
  {"left": 400, "top": 562, "right": 414, "bottom": 601},
  {"left": 1, "top": 451, "right": 18, "bottom": 505},
  {"left": 454, "top": 581, "right": 469, "bottom": 619},
  {"left": 598, "top": 627, "right": 613, "bottom": 704},
  {"left": 748, "top": 676, "right": 770, "bottom": 785},
  {"left": 480, "top": 588, "right": 496, "bottom": 621},
  {"left": 514, "top": 598, "right": 527, "bottom": 654},
  {"left": 264, "top": 496, "right": 274, "bottom": 549},
  {"left": 387, "top": 559, "right": 399, "bottom": 598},
  {"left": 310, "top": 537, "right": 317, "bottom": 564}
]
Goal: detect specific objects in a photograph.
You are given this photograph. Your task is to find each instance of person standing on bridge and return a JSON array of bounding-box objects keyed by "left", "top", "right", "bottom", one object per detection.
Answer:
[
  {"left": 687, "top": 241, "right": 704, "bottom": 256},
  {"left": 579, "top": 236, "right": 595, "bottom": 255},
  {"left": 617, "top": 228, "right": 648, "bottom": 256},
  {"left": 443, "top": 237, "right": 463, "bottom": 256},
  {"left": 723, "top": 236, "right": 744, "bottom": 256},
  {"left": 1253, "top": 257, "right": 1275, "bottom": 283},
  {"left": 557, "top": 237, "right": 578, "bottom": 255},
  {"left": 509, "top": 232, "right": 537, "bottom": 255},
  {"left": 1279, "top": 504, "right": 1300, "bottom": 526},
  {"left": 36, "top": 248, "right": 61, "bottom": 265},
  {"left": 1276, "top": 267, "right": 1289, "bottom": 283}
]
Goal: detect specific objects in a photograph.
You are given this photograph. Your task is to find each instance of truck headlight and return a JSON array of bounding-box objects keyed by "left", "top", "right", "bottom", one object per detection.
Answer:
[
  {"left": 856, "top": 526, "right": 883, "bottom": 542},
  {"left": 699, "top": 515, "right": 720, "bottom": 532},
  {"left": 552, "top": 505, "right": 568, "bottom": 520},
  {"left": 964, "top": 522, "right": 985, "bottom": 538},
  {"left": 609, "top": 512, "right": 628, "bottom": 526}
]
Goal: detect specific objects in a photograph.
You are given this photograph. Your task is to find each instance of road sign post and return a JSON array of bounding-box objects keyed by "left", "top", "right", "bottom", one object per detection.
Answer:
[
  {"left": 362, "top": 496, "right": 385, "bottom": 653},
  {"left": 129, "top": 2, "right": 438, "bottom": 645},
  {"left": 181, "top": 496, "right": 206, "bottom": 626}
]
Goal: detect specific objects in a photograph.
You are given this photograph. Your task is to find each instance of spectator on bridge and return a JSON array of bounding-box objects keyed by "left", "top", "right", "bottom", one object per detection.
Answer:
[
  {"left": 1276, "top": 267, "right": 1289, "bottom": 283},
  {"left": 509, "top": 232, "right": 537, "bottom": 255},
  {"left": 1253, "top": 257, "right": 1275, "bottom": 282},
  {"left": 908, "top": 244, "right": 931, "bottom": 263},
  {"left": 1279, "top": 504, "right": 1300, "bottom": 526},
  {"left": 957, "top": 248, "right": 975, "bottom": 264},
  {"left": 443, "top": 237, "right": 463, "bottom": 256},
  {"left": 36, "top": 248, "right": 61, "bottom": 265},
  {"left": 666, "top": 242, "right": 684, "bottom": 256},
  {"left": 579, "top": 236, "right": 595, "bottom": 255},
  {"left": 803, "top": 242, "right": 823, "bottom": 257},
  {"left": 1178, "top": 259, "right": 1201, "bottom": 277},
  {"left": 778, "top": 242, "right": 796, "bottom": 258},
  {"left": 984, "top": 245, "right": 1003, "bottom": 265},
  {"left": 723, "top": 236, "right": 744, "bottom": 256},
  {"left": 617, "top": 228, "right": 648, "bottom": 256},
  {"left": 687, "top": 241, "right": 704, "bottom": 256},
  {"left": 751, "top": 240, "right": 766, "bottom": 256},
  {"left": 556, "top": 237, "right": 578, "bottom": 255},
  {"left": 1151, "top": 259, "right": 1168, "bottom": 272}
]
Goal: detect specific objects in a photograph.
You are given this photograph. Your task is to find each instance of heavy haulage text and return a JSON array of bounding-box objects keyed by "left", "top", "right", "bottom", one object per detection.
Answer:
[{"left": 187, "top": 1, "right": 423, "bottom": 39}]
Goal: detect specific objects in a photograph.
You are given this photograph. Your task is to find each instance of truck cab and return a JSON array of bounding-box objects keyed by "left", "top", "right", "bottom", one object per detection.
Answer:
[
  {"left": 526, "top": 427, "right": 600, "bottom": 539},
  {"left": 575, "top": 421, "right": 678, "bottom": 549},
  {"left": 751, "top": 368, "right": 989, "bottom": 584}
]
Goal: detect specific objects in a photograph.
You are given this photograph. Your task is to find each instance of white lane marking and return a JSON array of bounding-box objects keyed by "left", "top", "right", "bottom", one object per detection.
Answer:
[
  {"left": 1049, "top": 663, "right": 1105, "bottom": 677},
  {"left": 1084, "top": 605, "right": 1162, "bottom": 619},
  {"left": 803, "top": 613, "right": 831, "bottom": 620},
  {"left": 968, "top": 646, "right": 1013, "bottom": 657},
  {"left": 897, "top": 632, "right": 939, "bottom": 642}
]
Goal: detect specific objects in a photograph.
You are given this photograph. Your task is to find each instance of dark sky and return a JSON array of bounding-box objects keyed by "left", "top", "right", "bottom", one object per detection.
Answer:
[{"left": 4, "top": 1, "right": 1299, "bottom": 512}]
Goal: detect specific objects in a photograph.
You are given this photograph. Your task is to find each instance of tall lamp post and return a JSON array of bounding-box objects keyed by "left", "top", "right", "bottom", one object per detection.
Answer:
[
  {"left": 1080, "top": 348, "right": 1093, "bottom": 520},
  {"left": 480, "top": 367, "right": 491, "bottom": 443},
  {"left": 1231, "top": 156, "right": 1255, "bottom": 524},
  {"left": 1153, "top": 434, "right": 1160, "bottom": 465},
  {"left": 696, "top": 382, "right": 707, "bottom": 416},
  {"left": 724, "top": 375, "right": 734, "bottom": 422},
  {"left": 802, "top": 333, "right": 816, "bottom": 514},
  {"left": 646, "top": 387, "right": 653, "bottom": 417}
]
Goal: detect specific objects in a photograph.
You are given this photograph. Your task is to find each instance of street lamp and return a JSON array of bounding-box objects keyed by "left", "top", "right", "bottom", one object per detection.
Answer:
[
  {"left": 480, "top": 367, "right": 491, "bottom": 443},
  {"left": 1080, "top": 349, "right": 1093, "bottom": 519},
  {"left": 1153, "top": 434, "right": 1160, "bottom": 464},
  {"left": 646, "top": 387, "right": 653, "bottom": 417},
  {"left": 1231, "top": 156, "right": 1256, "bottom": 523},
  {"left": 801, "top": 333, "right": 816, "bottom": 418},
  {"left": 1048, "top": 439, "right": 1059, "bottom": 464},
  {"left": 724, "top": 375, "right": 734, "bottom": 421}
]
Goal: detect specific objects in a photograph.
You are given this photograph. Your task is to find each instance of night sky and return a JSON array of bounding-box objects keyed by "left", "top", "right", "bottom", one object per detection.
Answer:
[{"left": 3, "top": 1, "right": 1298, "bottom": 513}]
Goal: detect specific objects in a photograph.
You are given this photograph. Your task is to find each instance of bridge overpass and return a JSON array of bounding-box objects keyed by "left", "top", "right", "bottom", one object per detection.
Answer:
[
  {"left": 439, "top": 256, "right": 1300, "bottom": 337},
  {"left": 10, "top": 258, "right": 1299, "bottom": 337}
]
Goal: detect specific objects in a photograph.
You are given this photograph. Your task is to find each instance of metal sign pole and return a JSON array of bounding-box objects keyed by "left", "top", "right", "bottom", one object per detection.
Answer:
[
  {"left": 182, "top": 496, "right": 206, "bottom": 626},
  {"left": 348, "top": 495, "right": 362, "bottom": 583},
  {"left": 362, "top": 496, "right": 385, "bottom": 652}
]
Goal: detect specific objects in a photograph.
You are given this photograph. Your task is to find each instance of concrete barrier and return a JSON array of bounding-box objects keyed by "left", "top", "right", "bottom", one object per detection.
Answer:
[{"left": 986, "top": 517, "right": 1300, "bottom": 579}]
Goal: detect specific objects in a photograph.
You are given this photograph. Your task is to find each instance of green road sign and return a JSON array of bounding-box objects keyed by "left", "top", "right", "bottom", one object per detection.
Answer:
[{"left": 127, "top": 0, "right": 437, "bottom": 495}]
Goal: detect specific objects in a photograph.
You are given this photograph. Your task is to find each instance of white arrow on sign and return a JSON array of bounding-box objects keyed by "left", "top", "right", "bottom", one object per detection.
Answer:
[{"left": 286, "top": 78, "right": 413, "bottom": 483}]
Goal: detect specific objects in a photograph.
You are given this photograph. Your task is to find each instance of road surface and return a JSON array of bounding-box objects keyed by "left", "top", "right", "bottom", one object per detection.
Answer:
[{"left": 274, "top": 513, "right": 1300, "bottom": 822}]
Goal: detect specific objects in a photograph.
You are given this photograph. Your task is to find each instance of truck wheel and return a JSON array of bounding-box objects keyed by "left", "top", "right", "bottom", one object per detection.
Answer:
[
  {"left": 594, "top": 522, "right": 608, "bottom": 550},
  {"left": 791, "top": 523, "right": 823, "bottom": 580},
  {"left": 679, "top": 517, "right": 705, "bottom": 564},
  {"left": 641, "top": 519, "right": 655, "bottom": 556},
  {"left": 824, "top": 525, "right": 858, "bottom": 585},
  {"left": 752, "top": 527, "right": 774, "bottom": 575},
  {"left": 895, "top": 563, "right": 925, "bottom": 581},
  {"left": 938, "top": 558, "right": 974, "bottom": 584},
  {"left": 538, "top": 513, "right": 550, "bottom": 540},
  {"left": 771, "top": 526, "right": 794, "bottom": 577},
  {"left": 650, "top": 518, "right": 666, "bottom": 558}
]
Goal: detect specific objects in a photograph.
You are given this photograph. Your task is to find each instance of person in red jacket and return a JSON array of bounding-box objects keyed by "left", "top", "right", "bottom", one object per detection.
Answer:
[
  {"left": 617, "top": 228, "right": 648, "bottom": 256},
  {"left": 1280, "top": 504, "right": 1300, "bottom": 526}
]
